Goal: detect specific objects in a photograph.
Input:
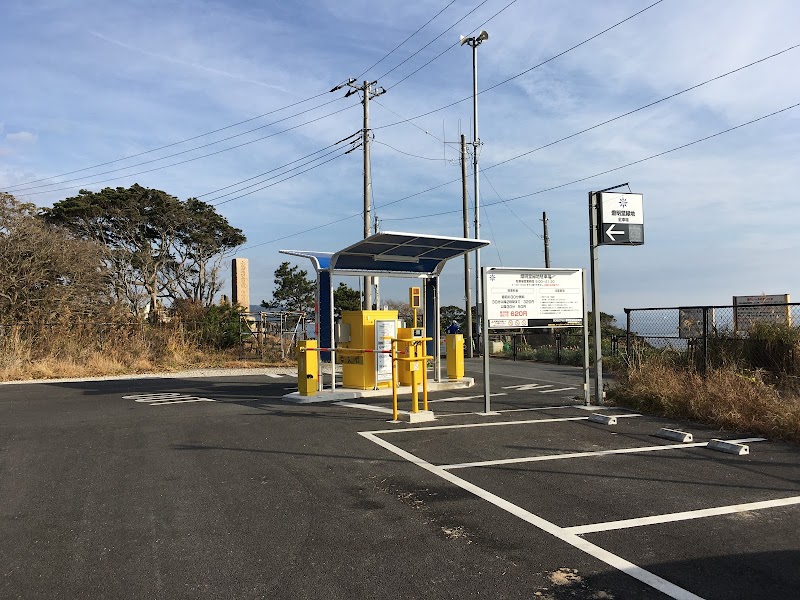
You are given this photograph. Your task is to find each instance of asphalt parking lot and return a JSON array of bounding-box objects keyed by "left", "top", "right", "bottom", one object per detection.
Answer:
[{"left": 2, "top": 358, "right": 798, "bottom": 599}]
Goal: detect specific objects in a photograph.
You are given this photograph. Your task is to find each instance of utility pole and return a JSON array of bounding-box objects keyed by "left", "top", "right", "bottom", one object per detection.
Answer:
[
  {"left": 542, "top": 211, "right": 551, "bottom": 268},
  {"left": 461, "top": 134, "right": 473, "bottom": 357},
  {"left": 332, "top": 78, "right": 385, "bottom": 310}
]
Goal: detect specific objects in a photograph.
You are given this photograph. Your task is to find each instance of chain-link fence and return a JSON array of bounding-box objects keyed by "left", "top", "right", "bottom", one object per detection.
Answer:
[
  {"left": 485, "top": 328, "right": 598, "bottom": 366},
  {"left": 625, "top": 303, "right": 800, "bottom": 378}
]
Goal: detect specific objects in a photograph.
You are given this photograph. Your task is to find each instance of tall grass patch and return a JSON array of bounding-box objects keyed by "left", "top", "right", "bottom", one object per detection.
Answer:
[{"left": 610, "top": 354, "right": 800, "bottom": 442}]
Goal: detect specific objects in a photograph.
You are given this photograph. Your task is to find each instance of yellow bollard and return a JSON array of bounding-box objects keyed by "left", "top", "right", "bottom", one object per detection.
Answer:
[
  {"left": 410, "top": 345, "right": 419, "bottom": 413},
  {"left": 422, "top": 353, "right": 429, "bottom": 412},
  {"left": 446, "top": 334, "right": 465, "bottom": 379},
  {"left": 297, "top": 340, "right": 318, "bottom": 396},
  {"left": 391, "top": 340, "right": 399, "bottom": 422}
]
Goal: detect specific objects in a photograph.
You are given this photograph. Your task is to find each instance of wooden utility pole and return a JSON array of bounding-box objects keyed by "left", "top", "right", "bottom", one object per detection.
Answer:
[
  {"left": 340, "top": 79, "right": 385, "bottom": 309},
  {"left": 542, "top": 211, "right": 551, "bottom": 268}
]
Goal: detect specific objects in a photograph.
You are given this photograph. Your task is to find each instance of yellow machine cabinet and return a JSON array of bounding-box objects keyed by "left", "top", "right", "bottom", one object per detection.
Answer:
[
  {"left": 339, "top": 310, "right": 398, "bottom": 390},
  {"left": 445, "top": 334, "right": 465, "bottom": 379},
  {"left": 397, "top": 327, "right": 425, "bottom": 385}
]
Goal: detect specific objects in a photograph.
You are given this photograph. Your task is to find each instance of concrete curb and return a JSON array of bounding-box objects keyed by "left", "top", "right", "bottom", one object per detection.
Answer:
[{"left": 283, "top": 377, "right": 475, "bottom": 403}]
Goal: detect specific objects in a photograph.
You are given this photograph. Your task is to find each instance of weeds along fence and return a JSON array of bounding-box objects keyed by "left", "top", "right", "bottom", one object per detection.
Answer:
[
  {"left": 0, "top": 319, "right": 298, "bottom": 362},
  {"left": 485, "top": 329, "right": 607, "bottom": 366},
  {"left": 624, "top": 303, "right": 800, "bottom": 380}
]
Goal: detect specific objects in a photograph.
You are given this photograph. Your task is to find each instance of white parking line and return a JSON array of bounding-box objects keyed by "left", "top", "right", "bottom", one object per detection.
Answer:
[
  {"left": 434, "top": 404, "right": 594, "bottom": 418},
  {"left": 565, "top": 495, "right": 800, "bottom": 535},
  {"left": 335, "top": 401, "right": 405, "bottom": 416},
  {"left": 539, "top": 387, "right": 575, "bottom": 394},
  {"left": 359, "top": 430, "right": 704, "bottom": 600},
  {"left": 362, "top": 413, "right": 641, "bottom": 435},
  {"left": 440, "top": 437, "right": 767, "bottom": 470},
  {"left": 428, "top": 393, "right": 507, "bottom": 403}
]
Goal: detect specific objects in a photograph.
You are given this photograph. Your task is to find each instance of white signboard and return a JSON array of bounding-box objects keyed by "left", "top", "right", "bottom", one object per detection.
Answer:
[
  {"left": 733, "top": 294, "right": 791, "bottom": 333},
  {"left": 484, "top": 268, "right": 584, "bottom": 329},
  {"left": 598, "top": 192, "right": 644, "bottom": 245},
  {"left": 374, "top": 320, "right": 397, "bottom": 382}
]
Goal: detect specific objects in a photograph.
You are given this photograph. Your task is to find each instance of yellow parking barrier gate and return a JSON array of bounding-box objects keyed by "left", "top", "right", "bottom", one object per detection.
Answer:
[{"left": 390, "top": 336, "right": 433, "bottom": 422}]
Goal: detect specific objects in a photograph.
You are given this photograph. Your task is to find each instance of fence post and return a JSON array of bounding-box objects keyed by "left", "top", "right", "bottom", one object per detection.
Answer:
[
  {"left": 702, "top": 307, "right": 709, "bottom": 374},
  {"left": 513, "top": 334, "right": 517, "bottom": 361},
  {"left": 625, "top": 309, "right": 631, "bottom": 359},
  {"left": 556, "top": 332, "right": 562, "bottom": 365}
]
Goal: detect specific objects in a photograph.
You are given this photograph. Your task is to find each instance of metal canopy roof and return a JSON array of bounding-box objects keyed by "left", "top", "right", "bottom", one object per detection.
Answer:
[{"left": 281, "top": 231, "right": 490, "bottom": 278}]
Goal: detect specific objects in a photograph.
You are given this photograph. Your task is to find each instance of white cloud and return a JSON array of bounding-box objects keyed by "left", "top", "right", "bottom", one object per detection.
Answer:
[{"left": 6, "top": 131, "right": 37, "bottom": 143}]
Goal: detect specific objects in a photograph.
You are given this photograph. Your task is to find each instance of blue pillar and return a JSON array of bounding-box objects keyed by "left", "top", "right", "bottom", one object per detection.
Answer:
[
  {"left": 318, "top": 270, "right": 332, "bottom": 362},
  {"left": 425, "top": 277, "right": 438, "bottom": 358}
]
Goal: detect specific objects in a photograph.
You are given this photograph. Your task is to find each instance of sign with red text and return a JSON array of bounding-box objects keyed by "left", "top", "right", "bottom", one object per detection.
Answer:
[{"left": 484, "top": 268, "right": 584, "bottom": 329}]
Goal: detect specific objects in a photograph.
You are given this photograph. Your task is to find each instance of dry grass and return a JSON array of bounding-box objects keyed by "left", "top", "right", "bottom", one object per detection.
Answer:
[
  {"left": 609, "top": 357, "right": 800, "bottom": 442},
  {"left": 0, "top": 324, "right": 291, "bottom": 381}
]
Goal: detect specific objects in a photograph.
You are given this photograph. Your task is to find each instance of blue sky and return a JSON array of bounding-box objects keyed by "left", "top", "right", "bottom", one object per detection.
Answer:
[{"left": 2, "top": 0, "right": 799, "bottom": 320}]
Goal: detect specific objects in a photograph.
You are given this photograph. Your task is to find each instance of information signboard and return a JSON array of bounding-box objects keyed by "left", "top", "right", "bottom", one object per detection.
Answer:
[
  {"left": 484, "top": 268, "right": 584, "bottom": 329},
  {"left": 733, "top": 294, "right": 791, "bottom": 333},
  {"left": 598, "top": 192, "right": 644, "bottom": 245},
  {"left": 374, "top": 320, "right": 396, "bottom": 382}
]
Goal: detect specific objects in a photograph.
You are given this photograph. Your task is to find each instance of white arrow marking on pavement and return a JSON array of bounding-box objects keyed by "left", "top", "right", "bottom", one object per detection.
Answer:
[
  {"left": 605, "top": 223, "right": 622, "bottom": 241},
  {"left": 501, "top": 383, "right": 553, "bottom": 391}
]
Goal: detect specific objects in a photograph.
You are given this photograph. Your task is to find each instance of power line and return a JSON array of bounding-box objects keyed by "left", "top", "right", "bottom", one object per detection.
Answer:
[
  {"left": 479, "top": 0, "right": 665, "bottom": 97},
  {"left": 385, "top": 0, "right": 520, "bottom": 92},
  {"left": 195, "top": 132, "right": 360, "bottom": 199},
  {"left": 4, "top": 0, "right": 498, "bottom": 192},
  {"left": 16, "top": 104, "right": 358, "bottom": 197},
  {"left": 372, "top": 98, "right": 455, "bottom": 146},
  {"left": 482, "top": 170, "right": 541, "bottom": 238},
  {"left": 367, "top": 42, "right": 800, "bottom": 205},
  {"left": 239, "top": 176, "right": 462, "bottom": 251},
  {"left": 6, "top": 90, "right": 336, "bottom": 189},
  {"left": 205, "top": 144, "right": 355, "bottom": 204},
  {"left": 485, "top": 42, "right": 800, "bottom": 172},
  {"left": 477, "top": 187, "right": 503, "bottom": 265},
  {"left": 375, "top": 0, "right": 666, "bottom": 128},
  {"left": 375, "top": 0, "right": 492, "bottom": 83},
  {"left": 381, "top": 101, "right": 800, "bottom": 221},
  {"left": 212, "top": 147, "right": 352, "bottom": 207},
  {"left": 374, "top": 140, "right": 451, "bottom": 161},
  {"left": 356, "top": 0, "right": 458, "bottom": 80},
  {"left": 9, "top": 97, "right": 351, "bottom": 194}
]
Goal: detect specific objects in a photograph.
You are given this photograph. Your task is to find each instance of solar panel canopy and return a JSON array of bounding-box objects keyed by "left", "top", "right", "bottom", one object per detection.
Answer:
[{"left": 281, "top": 231, "right": 490, "bottom": 278}]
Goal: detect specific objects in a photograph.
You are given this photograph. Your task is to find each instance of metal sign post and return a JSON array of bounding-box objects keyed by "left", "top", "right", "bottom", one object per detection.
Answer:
[
  {"left": 588, "top": 184, "right": 644, "bottom": 405},
  {"left": 481, "top": 267, "right": 589, "bottom": 413}
]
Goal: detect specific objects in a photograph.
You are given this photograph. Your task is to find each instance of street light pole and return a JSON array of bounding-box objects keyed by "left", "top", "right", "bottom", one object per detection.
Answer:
[{"left": 461, "top": 30, "right": 488, "bottom": 353}]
